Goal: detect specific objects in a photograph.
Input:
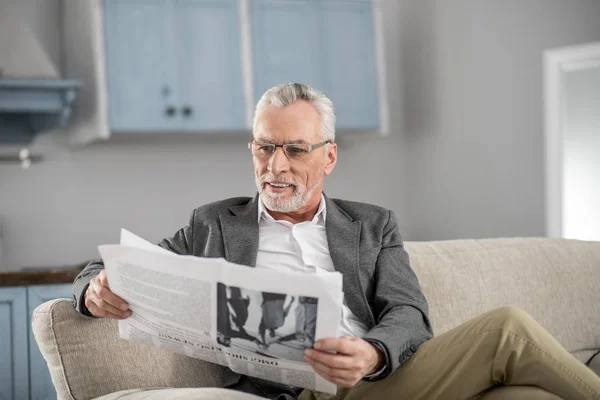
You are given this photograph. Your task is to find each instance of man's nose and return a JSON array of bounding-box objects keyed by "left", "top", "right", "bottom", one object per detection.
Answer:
[{"left": 268, "top": 147, "right": 290, "bottom": 174}]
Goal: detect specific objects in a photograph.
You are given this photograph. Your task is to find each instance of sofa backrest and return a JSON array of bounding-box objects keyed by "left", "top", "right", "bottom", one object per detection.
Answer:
[
  {"left": 405, "top": 238, "right": 600, "bottom": 364},
  {"left": 34, "top": 238, "right": 599, "bottom": 399}
]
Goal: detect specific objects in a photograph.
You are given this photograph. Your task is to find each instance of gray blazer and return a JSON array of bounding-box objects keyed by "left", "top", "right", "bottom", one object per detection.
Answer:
[{"left": 73, "top": 194, "right": 433, "bottom": 398}]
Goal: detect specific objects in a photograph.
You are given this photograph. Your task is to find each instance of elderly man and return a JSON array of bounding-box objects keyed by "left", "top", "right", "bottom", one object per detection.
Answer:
[{"left": 73, "top": 84, "right": 600, "bottom": 400}]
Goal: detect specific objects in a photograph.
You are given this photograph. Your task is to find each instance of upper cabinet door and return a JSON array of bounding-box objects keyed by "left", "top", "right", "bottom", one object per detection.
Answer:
[
  {"left": 251, "top": 0, "right": 383, "bottom": 132},
  {"left": 251, "top": 0, "right": 323, "bottom": 101},
  {"left": 318, "top": 0, "right": 379, "bottom": 130},
  {"left": 104, "top": 0, "right": 180, "bottom": 132},
  {"left": 173, "top": 0, "right": 246, "bottom": 131}
]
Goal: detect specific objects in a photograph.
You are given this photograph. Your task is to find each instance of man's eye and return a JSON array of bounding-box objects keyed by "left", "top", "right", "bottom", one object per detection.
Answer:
[
  {"left": 287, "top": 146, "right": 308, "bottom": 154},
  {"left": 258, "top": 146, "right": 273, "bottom": 153}
]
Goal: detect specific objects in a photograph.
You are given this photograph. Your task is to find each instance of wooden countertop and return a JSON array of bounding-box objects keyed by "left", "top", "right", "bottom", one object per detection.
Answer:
[{"left": 0, "top": 263, "right": 87, "bottom": 287}]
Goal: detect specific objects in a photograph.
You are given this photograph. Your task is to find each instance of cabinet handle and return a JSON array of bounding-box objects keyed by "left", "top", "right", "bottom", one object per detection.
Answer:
[
  {"left": 165, "top": 106, "right": 177, "bottom": 117},
  {"left": 182, "top": 106, "right": 193, "bottom": 117}
]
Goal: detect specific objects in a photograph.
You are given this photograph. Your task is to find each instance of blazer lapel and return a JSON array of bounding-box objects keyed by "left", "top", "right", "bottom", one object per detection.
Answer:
[
  {"left": 219, "top": 195, "right": 259, "bottom": 268},
  {"left": 325, "top": 195, "right": 374, "bottom": 327}
]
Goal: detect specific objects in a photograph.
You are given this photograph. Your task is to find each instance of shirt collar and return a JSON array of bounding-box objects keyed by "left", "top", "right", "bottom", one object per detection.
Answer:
[{"left": 258, "top": 194, "right": 327, "bottom": 225}]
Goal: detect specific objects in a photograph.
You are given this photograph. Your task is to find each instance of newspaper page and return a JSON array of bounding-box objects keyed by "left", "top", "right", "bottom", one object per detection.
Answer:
[{"left": 98, "top": 229, "right": 343, "bottom": 394}]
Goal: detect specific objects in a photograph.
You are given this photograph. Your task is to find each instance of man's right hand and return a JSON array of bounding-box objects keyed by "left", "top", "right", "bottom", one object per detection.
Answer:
[{"left": 84, "top": 270, "right": 131, "bottom": 319}]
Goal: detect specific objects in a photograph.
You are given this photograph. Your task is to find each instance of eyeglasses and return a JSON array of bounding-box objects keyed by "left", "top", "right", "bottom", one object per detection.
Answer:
[{"left": 248, "top": 139, "right": 332, "bottom": 161}]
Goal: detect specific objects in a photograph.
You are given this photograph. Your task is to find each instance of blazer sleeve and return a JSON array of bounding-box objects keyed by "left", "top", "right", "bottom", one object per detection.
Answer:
[
  {"left": 72, "top": 212, "right": 195, "bottom": 316},
  {"left": 361, "top": 210, "right": 434, "bottom": 380}
]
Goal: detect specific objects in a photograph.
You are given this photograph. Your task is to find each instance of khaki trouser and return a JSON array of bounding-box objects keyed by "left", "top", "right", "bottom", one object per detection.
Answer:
[{"left": 300, "top": 307, "right": 600, "bottom": 400}]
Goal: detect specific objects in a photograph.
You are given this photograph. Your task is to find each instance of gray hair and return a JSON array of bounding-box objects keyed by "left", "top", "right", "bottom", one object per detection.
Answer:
[{"left": 253, "top": 83, "right": 336, "bottom": 142}]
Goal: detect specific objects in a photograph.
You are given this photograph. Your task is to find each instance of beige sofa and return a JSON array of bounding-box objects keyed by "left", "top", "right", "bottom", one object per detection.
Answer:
[{"left": 32, "top": 238, "right": 600, "bottom": 400}]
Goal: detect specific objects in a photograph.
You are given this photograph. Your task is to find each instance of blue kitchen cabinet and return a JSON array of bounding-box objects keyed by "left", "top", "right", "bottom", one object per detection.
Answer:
[
  {"left": 103, "top": 0, "right": 246, "bottom": 133},
  {"left": 251, "top": 0, "right": 323, "bottom": 101},
  {"left": 103, "top": 0, "right": 179, "bottom": 132},
  {"left": 250, "top": 0, "right": 381, "bottom": 131},
  {"left": 66, "top": 0, "right": 385, "bottom": 143},
  {"left": 27, "top": 284, "right": 72, "bottom": 400},
  {"left": 0, "top": 284, "right": 72, "bottom": 400},
  {"left": 318, "top": 0, "right": 379, "bottom": 130},
  {"left": 173, "top": 0, "right": 246, "bottom": 131},
  {"left": 0, "top": 287, "right": 29, "bottom": 400}
]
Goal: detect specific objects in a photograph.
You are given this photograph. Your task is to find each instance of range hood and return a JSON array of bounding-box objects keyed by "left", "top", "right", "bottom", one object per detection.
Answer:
[
  {"left": 0, "top": 8, "right": 81, "bottom": 146},
  {"left": 0, "top": 78, "right": 81, "bottom": 144}
]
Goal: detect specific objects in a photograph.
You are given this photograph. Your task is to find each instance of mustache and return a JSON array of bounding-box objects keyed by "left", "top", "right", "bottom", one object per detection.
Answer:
[{"left": 260, "top": 175, "right": 297, "bottom": 186}]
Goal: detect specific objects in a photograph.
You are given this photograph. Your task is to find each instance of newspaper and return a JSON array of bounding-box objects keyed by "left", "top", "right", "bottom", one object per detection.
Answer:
[{"left": 98, "top": 229, "right": 343, "bottom": 394}]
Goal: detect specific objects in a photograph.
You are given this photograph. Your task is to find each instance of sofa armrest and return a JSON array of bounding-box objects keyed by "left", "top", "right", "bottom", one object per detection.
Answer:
[{"left": 32, "top": 299, "right": 239, "bottom": 400}]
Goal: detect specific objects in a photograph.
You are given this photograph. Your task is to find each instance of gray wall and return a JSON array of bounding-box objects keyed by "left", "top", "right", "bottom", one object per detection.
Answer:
[
  {"left": 1, "top": 0, "right": 600, "bottom": 269},
  {"left": 398, "top": 0, "right": 600, "bottom": 240}
]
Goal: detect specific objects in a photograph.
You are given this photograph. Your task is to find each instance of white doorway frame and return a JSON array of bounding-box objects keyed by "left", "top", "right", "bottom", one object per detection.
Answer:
[{"left": 544, "top": 42, "right": 600, "bottom": 237}]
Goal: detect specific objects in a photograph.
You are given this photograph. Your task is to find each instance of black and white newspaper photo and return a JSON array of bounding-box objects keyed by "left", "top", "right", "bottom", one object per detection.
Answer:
[
  {"left": 217, "top": 283, "right": 319, "bottom": 363},
  {"left": 99, "top": 229, "right": 343, "bottom": 394}
]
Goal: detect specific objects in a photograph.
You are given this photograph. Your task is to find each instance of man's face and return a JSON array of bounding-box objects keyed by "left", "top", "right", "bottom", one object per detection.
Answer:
[{"left": 252, "top": 100, "right": 337, "bottom": 213}]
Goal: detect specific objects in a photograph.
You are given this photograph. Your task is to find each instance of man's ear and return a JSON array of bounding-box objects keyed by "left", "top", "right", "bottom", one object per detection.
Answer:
[{"left": 324, "top": 143, "right": 337, "bottom": 176}]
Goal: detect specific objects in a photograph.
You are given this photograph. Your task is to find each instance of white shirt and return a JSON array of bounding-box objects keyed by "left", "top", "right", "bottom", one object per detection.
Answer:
[{"left": 256, "top": 195, "right": 369, "bottom": 338}]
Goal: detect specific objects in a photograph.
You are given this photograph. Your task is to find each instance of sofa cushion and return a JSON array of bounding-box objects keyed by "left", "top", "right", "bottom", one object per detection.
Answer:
[
  {"left": 405, "top": 238, "right": 600, "bottom": 364},
  {"left": 32, "top": 299, "right": 240, "bottom": 400},
  {"left": 94, "top": 388, "right": 266, "bottom": 400}
]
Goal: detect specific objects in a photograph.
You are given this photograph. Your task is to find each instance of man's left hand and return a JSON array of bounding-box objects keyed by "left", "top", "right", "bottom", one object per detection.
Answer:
[{"left": 304, "top": 336, "right": 384, "bottom": 387}]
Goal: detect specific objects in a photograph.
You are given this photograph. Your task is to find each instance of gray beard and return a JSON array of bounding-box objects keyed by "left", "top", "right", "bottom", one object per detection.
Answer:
[{"left": 257, "top": 176, "right": 323, "bottom": 213}]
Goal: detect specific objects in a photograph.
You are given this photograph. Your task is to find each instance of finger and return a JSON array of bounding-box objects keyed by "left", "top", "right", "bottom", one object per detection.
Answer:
[
  {"left": 88, "top": 289, "right": 131, "bottom": 318},
  {"left": 305, "top": 358, "right": 344, "bottom": 384},
  {"left": 98, "top": 270, "right": 110, "bottom": 287},
  {"left": 328, "top": 375, "right": 358, "bottom": 388},
  {"left": 314, "top": 336, "right": 358, "bottom": 355},
  {"left": 91, "top": 279, "right": 129, "bottom": 311},
  {"left": 86, "top": 301, "right": 130, "bottom": 320},
  {"left": 306, "top": 361, "right": 358, "bottom": 388},
  {"left": 305, "top": 355, "right": 351, "bottom": 379},
  {"left": 305, "top": 349, "right": 354, "bottom": 370}
]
